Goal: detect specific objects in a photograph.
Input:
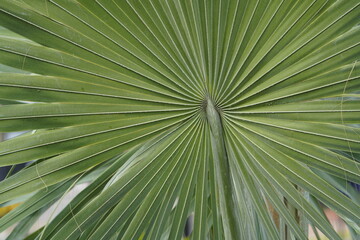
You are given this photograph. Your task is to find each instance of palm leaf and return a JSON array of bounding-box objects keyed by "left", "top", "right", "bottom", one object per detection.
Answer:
[{"left": 0, "top": 0, "right": 359, "bottom": 239}]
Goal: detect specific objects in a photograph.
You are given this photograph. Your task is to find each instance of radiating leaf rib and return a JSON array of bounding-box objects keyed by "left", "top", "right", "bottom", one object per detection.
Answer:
[
  {"left": 216, "top": 0, "right": 284, "bottom": 101},
  {"left": 234, "top": 65, "right": 360, "bottom": 108},
  {"left": 2, "top": 58, "right": 191, "bottom": 104},
  {"left": 0, "top": 25, "right": 37, "bottom": 44},
  {"left": 312, "top": 170, "right": 360, "bottom": 206},
  {"left": 0, "top": 0, "right": 203, "bottom": 101},
  {"left": 212, "top": 0, "right": 231, "bottom": 91},
  {"left": 87, "top": 125, "right": 202, "bottom": 240},
  {"left": 165, "top": 0, "right": 202, "bottom": 84},
  {"left": 160, "top": 0, "right": 203, "bottom": 84},
  {"left": 147, "top": 123, "right": 206, "bottom": 240},
  {"left": 37, "top": 142, "right": 147, "bottom": 240},
  {"left": 238, "top": 112, "right": 360, "bottom": 125},
  {"left": 214, "top": 0, "right": 246, "bottom": 97},
  {"left": 226, "top": 119, "right": 360, "bottom": 222},
  {"left": 207, "top": 129, "right": 224, "bottom": 240},
  {"left": 229, "top": 99, "right": 360, "bottom": 113},
  {"left": 187, "top": 0, "right": 208, "bottom": 82},
  {"left": 157, "top": 127, "right": 209, "bottom": 240},
  {"left": 191, "top": 122, "right": 208, "bottom": 240},
  {"left": 6, "top": 207, "right": 48, "bottom": 240},
  {"left": 226, "top": 116, "right": 360, "bottom": 183},
  {"left": 121, "top": 122, "right": 205, "bottom": 240},
  {"left": 118, "top": 125, "right": 203, "bottom": 239},
  {"left": 231, "top": 30, "right": 360, "bottom": 106},
  {"left": 50, "top": 0, "right": 203, "bottom": 99},
  {"left": 0, "top": 117, "right": 191, "bottom": 202},
  {"left": 81, "top": 0, "right": 203, "bottom": 100},
  {"left": 0, "top": 102, "right": 191, "bottom": 119},
  {"left": 227, "top": 143, "right": 280, "bottom": 240},
  {"left": 217, "top": 0, "right": 319, "bottom": 103},
  {"left": 127, "top": 0, "right": 203, "bottom": 88},
  {"left": 226, "top": 125, "right": 342, "bottom": 240},
  {"left": 227, "top": 168, "right": 257, "bottom": 239},
  {"left": 49, "top": 117, "right": 201, "bottom": 240},
  {"left": 0, "top": 178, "right": 73, "bottom": 232},
  {"left": 222, "top": 0, "right": 270, "bottom": 78},
  {"left": 0, "top": 111, "right": 195, "bottom": 133},
  {"left": 0, "top": 45, "right": 196, "bottom": 105},
  {"left": 229, "top": 62, "right": 359, "bottom": 109},
  {"left": 167, "top": 128, "right": 203, "bottom": 240},
  {"left": 0, "top": 101, "right": 192, "bottom": 125},
  {"left": 225, "top": 128, "right": 308, "bottom": 240},
  {"left": 0, "top": 112, "right": 192, "bottom": 165},
  {"left": 146, "top": 0, "right": 204, "bottom": 85},
  {"left": 0, "top": 73, "right": 198, "bottom": 105},
  {"left": 227, "top": 115, "right": 360, "bottom": 152},
  {"left": 76, "top": 207, "right": 119, "bottom": 240},
  {"left": 220, "top": 0, "right": 359, "bottom": 107}
]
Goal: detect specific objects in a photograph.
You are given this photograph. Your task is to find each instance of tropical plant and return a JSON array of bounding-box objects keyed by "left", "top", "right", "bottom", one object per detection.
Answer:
[{"left": 0, "top": 0, "right": 359, "bottom": 239}]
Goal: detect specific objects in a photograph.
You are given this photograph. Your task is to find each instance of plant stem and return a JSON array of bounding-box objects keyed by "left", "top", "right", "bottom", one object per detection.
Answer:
[{"left": 206, "top": 98, "right": 240, "bottom": 239}]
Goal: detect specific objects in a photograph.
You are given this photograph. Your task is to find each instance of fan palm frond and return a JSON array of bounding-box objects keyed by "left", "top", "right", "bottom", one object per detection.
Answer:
[{"left": 0, "top": 0, "right": 359, "bottom": 239}]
